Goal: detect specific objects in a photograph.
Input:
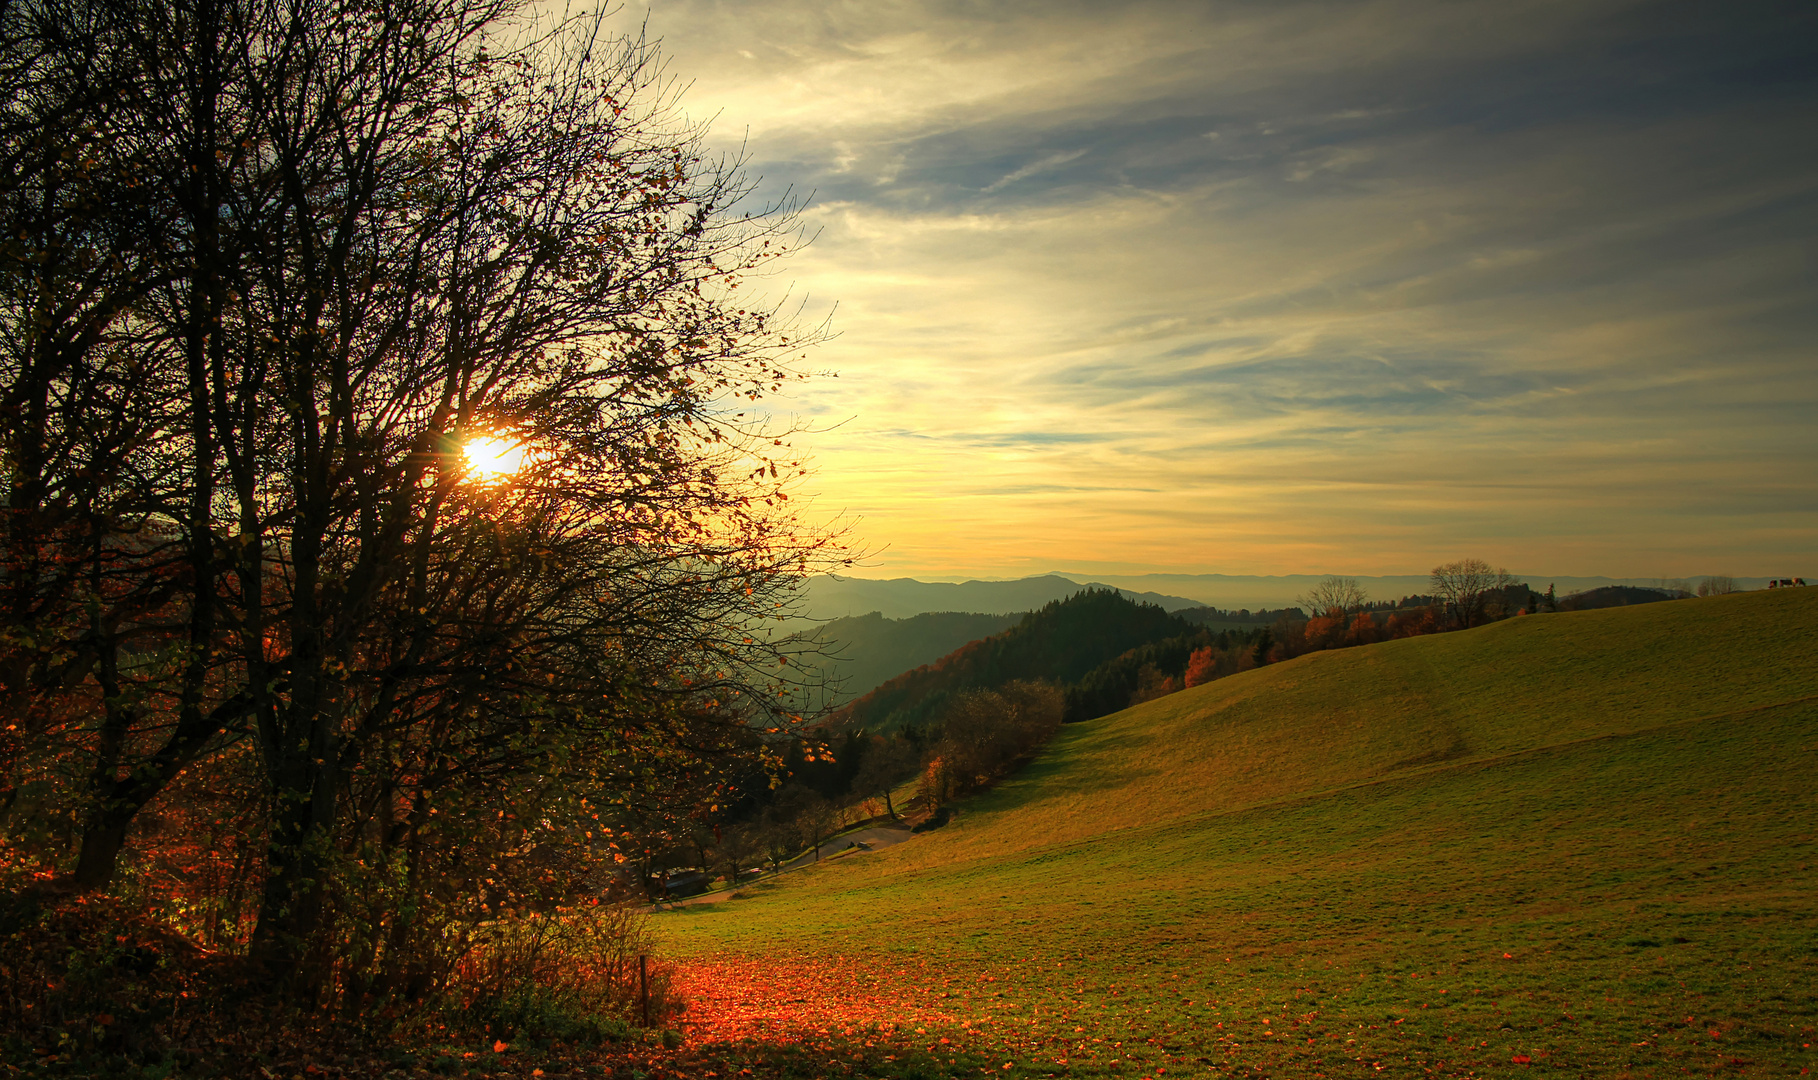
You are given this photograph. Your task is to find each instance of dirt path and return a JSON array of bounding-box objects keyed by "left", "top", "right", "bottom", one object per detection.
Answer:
[{"left": 651, "top": 822, "right": 915, "bottom": 910}]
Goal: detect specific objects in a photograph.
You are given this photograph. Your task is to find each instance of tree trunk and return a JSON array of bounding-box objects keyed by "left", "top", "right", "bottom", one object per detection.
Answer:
[
  {"left": 251, "top": 810, "right": 325, "bottom": 985},
  {"left": 250, "top": 733, "right": 338, "bottom": 990},
  {"left": 64, "top": 691, "right": 250, "bottom": 892},
  {"left": 70, "top": 815, "right": 130, "bottom": 890}
]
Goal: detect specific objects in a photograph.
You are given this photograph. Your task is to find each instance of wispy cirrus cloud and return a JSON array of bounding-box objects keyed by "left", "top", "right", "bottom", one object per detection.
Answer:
[{"left": 982, "top": 149, "right": 1089, "bottom": 193}]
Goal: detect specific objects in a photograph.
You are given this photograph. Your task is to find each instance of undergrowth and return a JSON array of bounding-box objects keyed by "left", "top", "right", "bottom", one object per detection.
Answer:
[{"left": 0, "top": 882, "right": 683, "bottom": 1077}]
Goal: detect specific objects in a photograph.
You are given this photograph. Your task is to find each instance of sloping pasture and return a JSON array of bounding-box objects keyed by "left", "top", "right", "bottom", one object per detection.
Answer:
[{"left": 658, "top": 589, "right": 1818, "bottom": 1079}]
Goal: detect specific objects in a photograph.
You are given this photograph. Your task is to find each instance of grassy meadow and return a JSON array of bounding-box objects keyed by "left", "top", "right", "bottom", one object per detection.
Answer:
[{"left": 655, "top": 588, "right": 1818, "bottom": 1079}]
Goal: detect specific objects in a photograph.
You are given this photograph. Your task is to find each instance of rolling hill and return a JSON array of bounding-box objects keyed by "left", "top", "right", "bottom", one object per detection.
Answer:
[
  {"left": 659, "top": 587, "right": 1818, "bottom": 1079},
  {"left": 828, "top": 589, "right": 1200, "bottom": 733},
  {"left": 796, "top": 610, "right": 1023, "bottom": 704},
  {"left": 1558, "top": 584, "right": 1683, "bottom": 610}
]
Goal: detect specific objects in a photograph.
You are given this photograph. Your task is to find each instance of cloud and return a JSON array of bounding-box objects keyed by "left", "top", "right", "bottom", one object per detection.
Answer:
[
  {"left": 982, "top": 148, "right": 1089, "bottom": 193},
  {"left": 631, "top": 0, "right": 1818, "bottom": 577}
]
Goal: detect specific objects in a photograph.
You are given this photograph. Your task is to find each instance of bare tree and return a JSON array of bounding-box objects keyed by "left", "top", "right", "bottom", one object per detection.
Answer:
[
  {"left": 1429, "top": 559, "right": 1515, "bottom": 629},
  {"left": 1697, "top": 575, "right": 1739, "bottom": 597},
  {"left": 797, "top": 791, "right": 840, "bottom": 862},
  {"left": 1298, "top": 576, "right": 1369, "bottom": 621}
]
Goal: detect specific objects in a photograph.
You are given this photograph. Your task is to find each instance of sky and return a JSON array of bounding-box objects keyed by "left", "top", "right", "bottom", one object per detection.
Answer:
[{"left": 627, "top": 0, "right": 1817, "bottom": 580}]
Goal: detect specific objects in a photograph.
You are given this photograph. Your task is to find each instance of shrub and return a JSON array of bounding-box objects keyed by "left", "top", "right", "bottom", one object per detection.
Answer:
[
  {"left": 0, "top": 889, "right": 270, "bottom": 1072},
  {"left": 449, "top": 901, "right": 681, "bottom": 1044}
]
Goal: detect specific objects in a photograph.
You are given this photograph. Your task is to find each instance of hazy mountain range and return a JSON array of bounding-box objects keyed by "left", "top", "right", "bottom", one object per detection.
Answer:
[
  {"left": 801, "top": 572, "right": 1776, "bottom": 618},
  {"left": 799, "top": 574, "right": 1205, "bottom": 620}
]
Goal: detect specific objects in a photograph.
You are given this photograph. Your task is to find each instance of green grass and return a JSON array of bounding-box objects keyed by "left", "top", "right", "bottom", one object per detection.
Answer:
[{"left": 658, "top": 589, "right": 1818, "bottom": 1079}]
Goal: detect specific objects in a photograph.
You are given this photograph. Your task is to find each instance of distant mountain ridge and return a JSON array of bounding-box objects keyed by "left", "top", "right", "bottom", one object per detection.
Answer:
[
  {"left": 800, "top": 574, "right": 1204, "bottom": 620},
  {"left": 804, "top": 572, "right": 1791, "bottom": 617},
  {"left": 1048, "top": 572, "right": 1788, "bottom": 610}
]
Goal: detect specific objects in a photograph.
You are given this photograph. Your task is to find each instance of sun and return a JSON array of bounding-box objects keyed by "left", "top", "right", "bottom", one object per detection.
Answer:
[{"left": 462, "top": 435, "right": 526, "bottom": 478}]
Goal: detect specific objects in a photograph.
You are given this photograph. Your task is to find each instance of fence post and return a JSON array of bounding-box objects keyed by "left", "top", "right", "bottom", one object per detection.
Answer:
[{"left": 639, "top": 953, "right": 649, "bottom": 1028}]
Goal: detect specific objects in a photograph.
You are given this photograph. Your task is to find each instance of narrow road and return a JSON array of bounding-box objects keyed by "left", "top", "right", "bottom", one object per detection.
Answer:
[{"left": 651, "top": 822, "right": 916, "bottom": 911}]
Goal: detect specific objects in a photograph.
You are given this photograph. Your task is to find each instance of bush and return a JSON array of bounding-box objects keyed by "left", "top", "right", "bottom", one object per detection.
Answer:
[
  {"left": 929, "top": 682, "right": 1062, "bottom": 799},
  {"left": 462, "top": 987, "right": 636, "bottom": 1045},
  {"left": 448, "top": 902, "right": 682, "bottom": 1044},
  {"left": 0, "top": 889, "right": 269, "bottom": 1072},
  {"left": 0, "top": 883, "right": 682, "bottom": 1070}
]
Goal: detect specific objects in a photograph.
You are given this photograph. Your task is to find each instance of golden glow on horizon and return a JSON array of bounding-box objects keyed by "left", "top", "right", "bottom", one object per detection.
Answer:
[
  {"left": 462, "top": 436, "right": 526, "bottom": 478},
  {"left": 630, "top": 4, "right": 1816, "bottom": 580}
]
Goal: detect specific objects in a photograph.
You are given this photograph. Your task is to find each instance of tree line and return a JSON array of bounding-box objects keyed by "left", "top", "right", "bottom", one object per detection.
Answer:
[
  {"left": 830, "top": 589, "right": 1193, "bottom": 734},
  {"left": 651, "top": 680, "right": 1062, "bottom": 894},
  {"left": 645, "top": 563, "right": 1763, "bottom": 897}
]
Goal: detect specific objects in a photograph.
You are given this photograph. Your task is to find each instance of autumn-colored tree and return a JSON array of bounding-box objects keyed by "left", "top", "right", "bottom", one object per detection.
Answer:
[
  {"left": 1183, "top": 646, "right": 1219, "bottom": 688},
  {"left": 917, "top": 755, "right": 954, "bottom": 811},
  {"left": 1, "top": 0, "right": 847, "bottom": 1002},
  {"left": 1128, "top": 663, "right": 1180, "bottom": 706},
  {"left": 1385, "top": 607, "right": 1441, "bottom": 638},
  {"left": 1302, "top": 614, "right": 1345, "bottom": 651}
]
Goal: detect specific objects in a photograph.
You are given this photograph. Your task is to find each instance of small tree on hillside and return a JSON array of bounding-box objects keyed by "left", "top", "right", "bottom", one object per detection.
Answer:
[
  {"left": 760, "top": 818, "right": 800, "bottom": 874},
  {"left": 918, "top": 755, "right": 953, "bottom": 810},
  {"left": 799, "top": 793, "right": 840, "bottom": 862},
  {"left": 1430, "top": 559, "right": 1515, "bottom": 629},
  {"left": 1298, "top": 576, "right": 1369, "bottom": 622},
  {"left": 715, "top": 824, "right": 762, "bottom": 887},
  {"left": 1183, "top": 645, "right": 1219, "bottom": 688},
  {"left": 850, "top": 736, "right": 919, "bottom": 819}
]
